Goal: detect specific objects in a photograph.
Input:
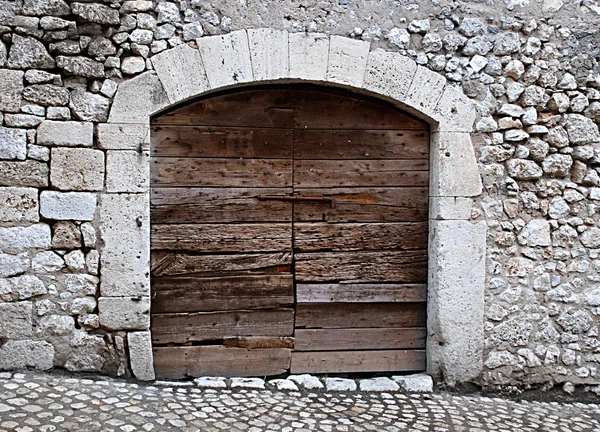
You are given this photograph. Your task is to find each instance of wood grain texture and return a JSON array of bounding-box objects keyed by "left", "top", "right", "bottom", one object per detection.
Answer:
[
  {"left": 293, "top": 187, "right": 429, "bottom": 223},
  {"left": 154, "top": 346, "right": 291, "bottom": 379},
  {"left": 295, "top": 303, "right": 427, "bottom": 329},
  {"left": 151, "top": 223, "right": 292, "bottom": 252},
  {"left": 151, "top": 187, "right": 292, "bottom": 224},
  {"left": 294, "top": 328, "right": 426, "bottom": 351},
  {"left": 151, "top": 126, "right": 293, "bottom": 158},
  {"left": 151, "top": 275, "right": 294, "bottom": 313},
  {"left": 223, "top": 336, "right": 295, "bottom": 349},
  {"left": 151, "top": 157, "right": 292, "bottom": 187},
  {"left": 294, "top": 130, "right": 428, "bottom": 160},
  {"left": 294, "top": 222, "right": 428, "bottom": 252},
  {"left": 152, "top": 308, "right": 295, "bottom": 344},
  {"left": 294, "top": 250, "right": 428, "bottom": 283},
  {"left": 296, "top": 283, "right": 427, "bottom": 303},
  {"left": 291, "top": 349, "right": 426, "bottom": 374},
  {"left": 151, "top": 252, "right": 292, "bottom": 277}
]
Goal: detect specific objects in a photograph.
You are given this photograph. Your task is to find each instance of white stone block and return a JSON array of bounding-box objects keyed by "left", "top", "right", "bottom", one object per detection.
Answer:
[
  {"left": 197, "top": 30, "right": 253, "bottom": 89},
  {"left": 98, "top": 297, "right": 150, "bottom": 330},
  {"left": 326, "top": 36, "right": 370, "bottom": 87},
  {"left": 128, "top": 331, "right": 155, "bottom": 380},
  {"left": 359, "top": 377, "right": 399, "bottom": 392},
  {"left": 289, "top": 32, "right": 329, "bottom": 81},
  {"left": 0, "top": 69, "right": 24, "bottom": 113},
  {"left": 37, "top": 121, "right": 93, "bottom": 147},
  {"left": 0, "top": 187, "right": 39, "bottom": 222},
  {"left": 40, "top": 191, "right": 97, "bottom": 220},
  {"left": 99, "top": 194, "right": 149, "bottom": 297},
  {"left": 430, "top": 132, "right": 483, "bottom": 197},
  {"left": 434, "top": 84, "right": 476, "bottom": 133},
  {"left": 248, "top": 28, "right": 289, "bottom": 81},
  {"left": 325, "top": 377, "right": 356, "bottom": 391},
  {"left": 392, "top": 373, "right": 433, "bottom": 392},
  {"left": 106, "top": 151, "right": 149, "bottom": 193},
  {"left": 0, "top": 127, "right": 27, "bottom": 160},
  {"left": 428, "top": 220, "right": 486, "bottom": 385},
  {"left": 430, "top": 197, "right": 473, "bottom": 220},
  {"left": 0, "top": 252, "right": 29, "bottom": 278},
  {"left": 0, "top": 340, "right": 54, "bottom": 371},
  {"left": 288, "top": 374, "right": 324, "bottom": 389},
  {"left": 50, "top": 147, "right": 105, "bottom": 191},
  {"left": 405, "top": 65, "right": 447, "bottom": 118},
  {"left": 108, "top": 72, "right": 170, "bottom": 123},
  {"left": 194, "top": 376, "right": 227, "bottom": 388},
  {"left": 268, "top": 379, "right": 298, "bottom": 391},
  {"left": 230, "top": 377, "right": 265, "bottom": 389},
  {"left": 0, "top": 302, "right": 33, "bottom": 338},
  {"left": 152, "top": 44, "right": 209, "bottom": 104},
  {"left": 363, "top": 50, "right": 417, "bottom": 102},
  {"left": 0, "top": 224, "right": 51, "bottom": 252},
  {"left": 97, "top": 123, "right": 150, "bottom": 150}
]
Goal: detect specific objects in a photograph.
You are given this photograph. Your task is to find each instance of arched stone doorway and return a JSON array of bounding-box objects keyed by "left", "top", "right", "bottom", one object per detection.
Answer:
[{"left": 100, "top": 29, "right": 486, "bottom": 386}]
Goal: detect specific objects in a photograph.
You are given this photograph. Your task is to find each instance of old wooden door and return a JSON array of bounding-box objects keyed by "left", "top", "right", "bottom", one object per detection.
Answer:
[{"left": 150, "top": 85, "right": 429, "bottom": 379}]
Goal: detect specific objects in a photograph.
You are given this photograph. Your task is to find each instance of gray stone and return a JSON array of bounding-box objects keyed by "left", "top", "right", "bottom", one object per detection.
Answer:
[
  {"left": 0, "top": 40, "right": 6, "bottom": 67},
  {"left": 22, "top": 84, "right": 69, "bottom": 107},
  {"left": 0, "top": 70, "right": 24, "bottom": 113},
  {"left": 22, "top": 0, "right": 70, "bottom": 16},
  {"left": 0, "top": 224, "right": 51, "bottom": 252},
  {"left": 462, "top": 36, "right": 494, "bottom": 56},
  {"left": 98, "top": 297, "right": 150, "bottom": 330},
  {"left": 46, "top": 107, "right": 70, "bottom": 120},
  {"left": 80, "top": 222, "right": 96, "bottom": 248},
  {"left": 0, "top": 127, "right": 27, "bottom": 160},
  {"left": 525, "top": 137, "right": 549, "bottom": 161},
  {"left": 485, "top": 350, "right": 516, "bottom": 369},
  {"left": 521, "top": 85, "right": 546, "bottom": 106},
  {"left": 325, "top": 378, "right": 357, "bottom": 391},
  {"left": 71, "top": 2, "right": 120, "bottom": 25},
  {"left": 0, "top": 253, "right": 29, "bottom": 278},
  {"left": 0, "top": 302, "right": 33, "bottom": 338},
  {"left": 64, "top": 274, "right": 98, "bottom": 296},
  {"left": 0, "top": 160, "right": 48, "bottom": 187},
  {"left": 51, "top": 147, "right": 105, "bottom": 191},
  {"left": 506, "top": 159, "right": 542, "bottom": 180},
  {"left": 183, "top": 22, "right": 203, "bottom": 41},
  {"left": 556, "top": 309, "right": 593, "bottom": 334},
  {"left": 12, "top": 275, "right": 46, "bottom": 300},
  {"left": 5, "top": 113, "right": 44, "bottom": 128},
  {"left": 385, "top": 27, "right": 410, "bottom": 49},
  {"left": 359, "top": 377, "right": 399, "bottom": 392},
  {"left": 8, "top": 35, "right": 55, "bottom": 69},
  {"left": 128, "top": 331, "right": 155, "bottom": 380},
  {"left": 494, "top": 32, "right": 521, "bottom": 55},
  {"left": 156, "top": 2, "right": 181, "bottom": 23},
  {"left": 231, "top": 378, "right": 266, "bottom": 389},
  {"left": 37, "top": 314, "right": 74, "bottom": 336},
  {"left": 0, "top": 187, "right": 38, "bottom": 222},
  {"left": 0, "top": 340, "right": 54, "bottom": 371},
  {"left": 87, "top": 36, "right": 116, "bottom": 57},
  {"left": 393, "top": 373, "right": 434, "bottom": 392},
  {"left": 37, "top": 121, "right": 93, "bottom": 147},
  {"left": 121, "top": 56, "right": 146, "bottom": 75},
  {"left": 108, "top": 72, "right": 169, "bottom": 123},
  {"left": 64, "top": 249, "right": 84, "bottom": 271},
  {"left": 542, "top": 154, "right": 573, "bottom": 177},
  {"left": 408, "top": 19, "right": 430, "bottom": 34},
  {"left": 505, "top": 129, "right": 530, "bottom": 142},
  {"left": 268, "top": 379, "right": 299, "bottom": 391},
  {"left": 548, "top": 197, "right": 570, "bottom": 219},
  {"left": 565, "top": 114, "right": 600, "bottom": 145},
  {"left": 545, "top": 126, "right": 569, "bottom": 148},
  {"left": 64, "top": 330, "right": 106, "bottom": 372},
  {"left": 459, "top": 18, "right": 485, "bottom": 37},
  {"left": 40, "top": 191, "right": 97, "bottom": 220},
  {"left": 580, "top": 227, "right": 600, "bottom": 248},
  {"left": 56, "top": 56, "right": 105, "bottom": 78},
  {"left": 66, "top": 89, "right": 110, "bottom": 122},
  {"left": 40, "top": 16, "right": 74, "bottom": 30},
  {"left": 522, "top": 220, "right": 551, "bottom": 246},
  {"left": 52, "top": 221, "right": 81, "bottom": 249},
  {"left": 194, "top": 376, "right": 227, "bottom": 388},
  {"left": 32, "top": 251, "right": 64, "bottom": 272},
  {"left": 106, "top": 151, "right": 148, "bottom": 193},
  {"left": 288, "top": 374, "right": 324, "bottom": 389}
]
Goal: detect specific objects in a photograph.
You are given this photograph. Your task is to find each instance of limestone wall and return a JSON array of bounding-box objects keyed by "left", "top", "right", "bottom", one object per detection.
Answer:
[{"left": 0, "top": 0, "right": 599, "bottom": 391}]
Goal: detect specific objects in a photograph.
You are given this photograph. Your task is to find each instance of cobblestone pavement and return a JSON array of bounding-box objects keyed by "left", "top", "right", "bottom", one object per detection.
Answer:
[{"left": 0, "top": 372, "right": 599, "bottom": 432}]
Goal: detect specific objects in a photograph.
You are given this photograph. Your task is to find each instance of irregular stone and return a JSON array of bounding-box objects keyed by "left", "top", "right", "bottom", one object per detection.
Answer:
[
  {"left": 0, "top": 340, "right": 54, "bottom": 371},
  {"left": 505, "top": 129, "right": 530, "bottom": 142},
  {"left": 56, "top": 56, "right": 105, "bottom": 78},
  {"left": 40, "top": 16, "right": 74, "bottom": 30},
  {"left": 0, "top": 224, "right": 51, "bottom": 252},
  {"left": 194, "top": 376, "right": 227, "bottom": 388},
  {"left": 485, "top": 350, "right": 516, "bottom": 369},
  {"left": 87, "top": 36, "right": 116, "bottom": 57},
  {"left": 288, "top": 374, "right": 324, "bottom": 389},
  {"left": 497, "top": 104, "right": 524, "bottom": 117},
  {"left": 359, "top": 377, "right": 399, "bottom": 392},
  {"left": 385, "top": 27, "right": 410, "bottom": 49},
  {"left": 476, "top": 117, "right": 498, "bottom": 132},
  {"left": 37, "top": 314, "right": 74, "bottom": 336},
  {"left": 5, "top": 113, "right": 44, "bottom": 128},
  {"left": 64, "top": 274, "right": 98, "bottom": 296},
  {"left": 67, "top": 90, "right": 109, "bottom": 123},
  {"left": 40, "top": 191, "right": 97, "bottom": 220},
  {"left": 37, "top": 121, "right": 93, "bottom": 146},
  {"left": 32, "top": 251, "right": 64, "bottom": 272},
  {"left": 542, "top": 154, "right": 573, "bottom": 177},
  {"left": 23, "top": 0, "right": 70, "bottom": 16},
  {"left": 65, "top": 330, "right": 106, "bottom": 372},
  {"left": 52, "top": 221, "right": 81, "bottom": 249},
  {"left": 51, "top": 148, "right": 104, "bottom": 191},
  {"left": 0, "top": 252, "right": 29, "bottom": 278},
  {"left": 46, "top": 106, "right": 70, "bottom": 120},
  {"left": 0, "top": 302, "right": 33, "bottom": 338},
  {"left": 121, "top": 56, "right": 146, "bottom": 74},
  {"left": 525, "top": 137, "right": 549, "bottom": 161},
  {"left": 71, "top": 2, "right": 120, "bottom": 25},
  {"left": 80, "top": 222, "right": 96, "bottom": 248},
  {"left": 156, "top": 2, "right": 181, "bottom": 23},
  {"left": 556, "top": 309, "right": 593, "bottom": 334},
  {"left": 22, "top": 84, "right": 69, "bottom": 106},
  {"left": 70, "top": 297, "right": 96, "bottom": 315},
  {"left": 552, "top": 224, "right": 578, "bottom": 247},
  {"left": 0, "top": 70, "right": 24, "bottom": 113},
  {"left": 393, "top": 373, "right": 434, "bottom": 392},
  {"left": 325, "top": 378, "right": 357, "bottom": 391},
  {"left": 64, "top": 250, "right": 85, "bottom": 271},
  {"left": 506, "top": 159, "right": 542, "bottom": 180},
  {"left": 521, "top": 85, "right": 546, "bottom": 106},
  {"left": 494, "top": 32, "right": 521, "bottom": 55},
  {"left": 408, "top": 19, "right": 430, "bottom": 34},
  {"left": 462, "top": 36, "right": 494, "bottom": 56},
  {"left": 580, "top": 227, "right": 600, "bottom": 248},
  {"left": 564, "top": 114, "right": 600, "bottom": 145},
  {"left": 459, "top": 18, "right": 484, "bottom": 37},
  {"left": 548, "top": 197, "right": 570, "bottom": 219},
  {"left": 268, "top": 379, "right": 298, "bottom": 391},
  {"left": 128, "top": 331, "right": 155, "bottom": 380},
  {"left": 0, "top": 127, "right": 27, "bottom": 160},
  {"left": 521, "top": 220, "right": 551, "bottom": 246},
  {"left": 98, "top": 297, "right": 150, "bottom": 330},
  {"left": 545, "top": 126, "right": 569, "bottom": 148},
  {"left": 7, "top": 35, "right": 55, "bottom": 69}
]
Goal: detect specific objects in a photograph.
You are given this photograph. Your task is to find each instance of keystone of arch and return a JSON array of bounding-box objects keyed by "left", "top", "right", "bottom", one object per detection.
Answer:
[{"left": 101, "top": 29, "right": 486, "bottom": 387}]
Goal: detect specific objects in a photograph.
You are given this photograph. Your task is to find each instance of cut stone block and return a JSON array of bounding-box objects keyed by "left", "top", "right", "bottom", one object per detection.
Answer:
[
  {"left": 434, "top": 84, "right": 476, "bottom": 133},
  {"left": 197, "top": 30, "right": 253, "bottom": 89},
  {"left": 405, "top": 65, "right": 447, "bottom": 118},
  {"left": 0, "top": 187, "right": 39, "bottom": 222},
  {"left": 0, "top": 127, "right": 27, "bottom": 160},
  {"left": 194, "top": 376, "right": 227, "bottom": 388},
  {"left": 40, "top": 191, "right": 97, "bottom": 220},
  {"left": 230, "top": 377, "right": 265, "bottom": 389},
  {"left": 0, "top": 252, "right": 30, "bottom": 278},
  {"left": 0, "top": 160, "right": 49, "bottom": 187},
  {"left": 288, "top": 32, "right": 329, "bottom": 81},
  {"left": 288, "top": 374, "right": 324, "bottom": 389},
  {"left": 98, "top": 297, "right": 150, "bottom": 330},
  {"left": 105, "top": 151, "right": 149, "bottom": 193},
  {"left": 248, "top": 28, "right": 289, "bottom": 81},
  {"left": 0, "top": 224, "right": 51, "bottom": 252},
  {"left": 359, "top": 377, "right": 400, "bottom": 392},
  {"left": 128, "top": 331, "right": 155, "bottom": 380},
  {"left": 392, "top": 373, "right": 434, "bottom": 392},
  {"left": 97, "top": 123, "right": 150, "bottom": 150},
  {"left": 363, "top": 50, "right": 417, "bottom": 103},
  {"left": 37, "top": 121, "right": 93, "bottom": 147},
  {"left": 0, "top": 340, "right": 54, "bottom": 371},
  {"left": 0, "top": 302, "right": 33, "bottom": 338},
  {"left": 325, "top": 377, "right": 357, "bottom": 391},
  {"left": 50, "top": 147, "right": 105, "bottom": 191},
  {"left": 326, "top": 36, "right": 370, "bottom": 87},
  {"left": 430, "top": 197, "right": 473, "bottom": 220},
  {"left": 108, "top": 72, "right": 169, "bottom": 123},
  {"left": 0, "top": 69, "right": 24, "bottom": 113}
]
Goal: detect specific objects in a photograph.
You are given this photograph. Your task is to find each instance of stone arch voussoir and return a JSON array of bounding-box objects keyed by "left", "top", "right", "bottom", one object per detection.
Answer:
[{"left": 103, "top": 29, "right": 487, "bottom": 386}]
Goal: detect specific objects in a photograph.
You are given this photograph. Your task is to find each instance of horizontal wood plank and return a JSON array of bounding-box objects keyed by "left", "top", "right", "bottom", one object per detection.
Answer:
[
  {"left": 151, "top": 157, "right": 292, "bottom": 188},
  {"left": 294, "top": 328, "right": 426, "bottom": 351},
  {"left": 294, "top": 130, "right": 429, "bottom": 159},
  {"left": 223, "top": 336, "right": 294, "bottom": 349},
  {"left": 154, "top": 346, "right": 291, "bottom": 379},
  {"left": 151, "top": 126, "right": 293, "bottom": 158},
  {"left": 295, "top": 303, "right": 427, "bottom": 329},
  {"left": 294, "top": 160, "right": 429, "bottom": 187},
  {"left": 151, "top": 252, "right": 292, "bottom": 277},
  {"left": 152, "top": 308, "right": 294, "bottom": 344},
  {"left": 151, "top": 223, "right": 292, "bottom": 252},
  {"left": 294, "top": 222, "right": 428, "bottom": 252},
  {"left": 151, "top": 187, "right": 292, "bottom": 224},
  {"left": 294, "top": 250, "right": 427, "bottom": 283},
  {"left": 293, "top": 188, "right": 429, "bottom": 223},
  {"left": 296, "top": 283, "right": 427, "bottom": 303},
  {"left": 151, "top": 275, "right": 294, "bottom": 313},
  {"left": 291, "top": 349, "right": 426, "bottom": 374}
]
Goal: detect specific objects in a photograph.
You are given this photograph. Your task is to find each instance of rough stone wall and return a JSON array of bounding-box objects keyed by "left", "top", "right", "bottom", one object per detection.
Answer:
[{"left": 0, "top": 0, "right": 600, "bottom": 390}]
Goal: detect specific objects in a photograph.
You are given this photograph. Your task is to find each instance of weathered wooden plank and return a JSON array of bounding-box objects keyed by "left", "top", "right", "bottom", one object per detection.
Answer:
[
  {"left": 294, "top": 250, "right": 428, "bottom": 283},
  {"left": 294, "top": 222, "right": 428, "bottom": 252},
  {"left": 151, "top": 187, "right": 292, "bottom": 224},
  {"left": 152, "top": 308, "right": 295, "bottom": 344},
  {"left": 290, "top": 349, "right": 426, "bottom": 374},
  {"left": 151, "top": 157, "right": 292, "bottom": 187},
  {"left": 295, "top": 303, "right": 427, "bottom": 329},
  {"left": 294, "top": 129, "right": 429, "bottom": 160},
  {"left": 294, "top": 328, "right": 426, "bottom": 351},
  {"left": 151, "top": 223, "right": 292, "bottom": 252},
  {"left": 151, "top": 275, "right": 294, "bottom": 313},
  {"left": 153, "top": 346, "right": 291, "bottom": 379},
  {"left": 294, "top": 160, "right": 429, "bottom": 187},
  {"left": 293, "top": 188, "right": 429, "bottom": 223},
  {"left": 223, "top": 336, "right": 294, "bottom": 349},
  {"left": 151, "top": 126, "right": 293, "bottom": 158},
  {"left": 151, "top": 252, "right": 292, "bottom": 277},
  {"left": 296, "top": 283, "right": 427, "bottom": 303}
]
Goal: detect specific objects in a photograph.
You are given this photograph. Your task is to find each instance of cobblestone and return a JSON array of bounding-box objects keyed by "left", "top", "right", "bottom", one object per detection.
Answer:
[{"left": 0, "top": 371, "right": 598, "bottom": 431}]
